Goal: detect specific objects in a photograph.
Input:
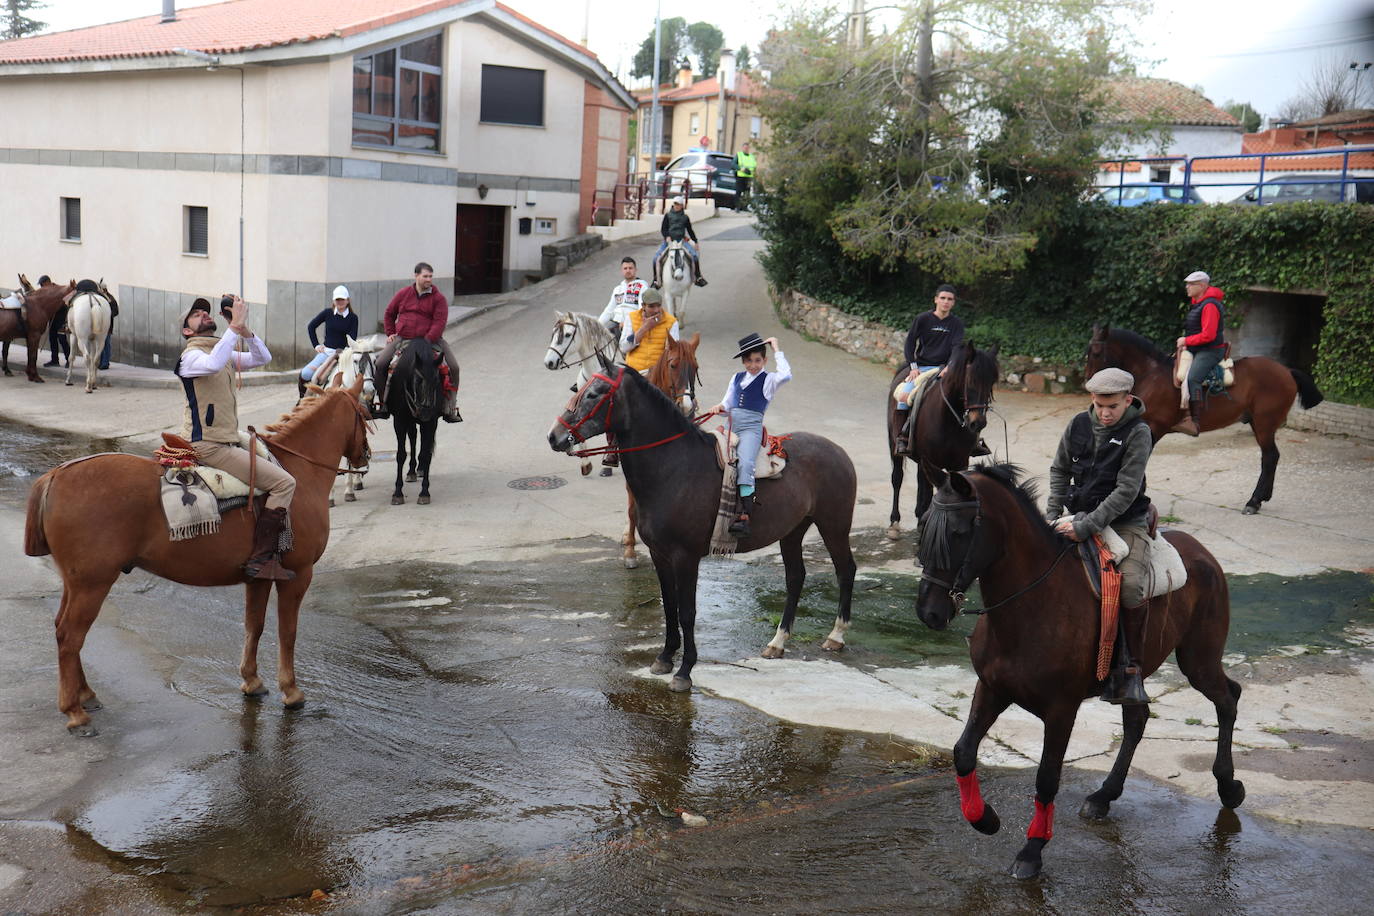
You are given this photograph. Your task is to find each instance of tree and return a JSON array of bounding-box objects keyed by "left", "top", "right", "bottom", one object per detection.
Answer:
[
  {"left": 631, "top": 18, "right": 729, "bottom": 85},
  {"left": 1277, "top": 54, "right": 1366, "bottom": 121},
  {"left": 2, "top": 0, "right": 46, "bottom": 40},
  {"left": 1223, "top": 100, "right": 1262, "bottom": 133},
  {"left": 686, "top": 22, "right": 725, "bottom": 78},
  {"left": 736, "top": 45, "right": 754, "bottom": 71},
  {"left": 759, "top": 0, "right": 1148, "bottom": 285}
]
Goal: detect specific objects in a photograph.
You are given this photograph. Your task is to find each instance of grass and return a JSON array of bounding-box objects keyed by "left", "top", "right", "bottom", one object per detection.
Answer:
[
  {"left": 1185, "top": 717, "right": 1203, "bottom": 726},
  {"left": 1160, "top": 514, "right": 1183, "bottom": 524}
]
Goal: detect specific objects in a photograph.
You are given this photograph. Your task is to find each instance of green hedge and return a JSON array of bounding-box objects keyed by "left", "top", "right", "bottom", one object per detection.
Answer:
[{"left": 757, "top": 198, "right": 1374, "bottom": 404}]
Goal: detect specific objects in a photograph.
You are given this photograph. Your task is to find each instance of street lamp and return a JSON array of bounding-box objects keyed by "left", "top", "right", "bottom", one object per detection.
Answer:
[{"left": 1352, "top": 62, "right": 1372, "bottom": 107}]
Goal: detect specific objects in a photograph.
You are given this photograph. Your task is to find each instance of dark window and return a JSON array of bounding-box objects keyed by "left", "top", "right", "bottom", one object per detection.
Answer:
[
  {"left": 352, "top": 35, "right": 441, "bottom": 152},
  {"left": 60, "top": 197, "right": 81, "bottom": 241},
  {"left": 480, "top": 65, "right": 545, "bottom": 127},
  {"left": 185, "top": 206, "right": 208, "bottom": 255}
]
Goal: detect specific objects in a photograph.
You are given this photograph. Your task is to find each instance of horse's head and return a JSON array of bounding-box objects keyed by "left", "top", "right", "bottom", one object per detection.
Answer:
[
  {"left": 946, "top": 342, "right": 998, "bottom": 437},
  {"left": 549, "top": 366, "right": 626, "bottom": 452},
  {"left": 545, "top": 311, "right": 577, "bottom": 370},
  {"left": 340, "top": 373, "right": 372, "bottom": 469},
  {"left": 668, "top": 241, "right": 687, "bottom": 280},
  {"left": 1084, "top": 324, "right": 1114, "bottom": 378},
  {"left": 338, "top": 336, "right": 377, "bottom": 405},
  {"left": 650, "top": 332, "right": 700, "bottom": 414},
  {"left": 916, "top": 469, "right": 996, "bottom": 631},
  {"left": 17, "top": 273, "right": 33, "bottom": 294}
]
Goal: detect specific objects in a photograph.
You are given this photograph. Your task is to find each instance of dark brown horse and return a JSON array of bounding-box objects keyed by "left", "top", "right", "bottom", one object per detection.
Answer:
[
  {"left": 550, "top": 367, "right": 857, "bottom": 690},
  {"left": 2, "top": 276, "right": 75, "bottom": 382},
  {"left": 1085, "top": 325, "right": 1323, "bottom": 514},
  {"left": 885, "top": 341, "right": 999, "bottom": 539},
  {"left": 24, "top": 377, "right": 371, "bottom": 734},
  {"left": 915, "top": 465, "right": 1244, "bottom": 879}
]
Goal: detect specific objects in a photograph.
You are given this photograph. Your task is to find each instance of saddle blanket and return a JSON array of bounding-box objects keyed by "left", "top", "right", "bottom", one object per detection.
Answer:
[
  {"left": 709, "top": 426, "right": 788, "bottom": 480},
  {"left": 1065, "top": 517, "right": 1189, "bottom": 601},
  {"left": 157, "top": 432, "right": 282, "bottom": 540},
  {"left": 1174, "top": 348, "right": 1235, "bottom": 408},
  {"left": 892, "top": 366, "right": 940, "bottom": 408},
  {"left": 0, "top": 292, "right": 23, "bottom": 310},
  {"left": 707, "top": 426, "right": 791, "bottom": 557}
]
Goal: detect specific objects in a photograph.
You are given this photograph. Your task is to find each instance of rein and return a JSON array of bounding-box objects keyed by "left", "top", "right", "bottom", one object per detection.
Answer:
[
  {"left": 559, "top": 366, "right": 708, "bottom": 458},
  {"left": 256, "top": 396, "right": 372, "bottom": 476}
]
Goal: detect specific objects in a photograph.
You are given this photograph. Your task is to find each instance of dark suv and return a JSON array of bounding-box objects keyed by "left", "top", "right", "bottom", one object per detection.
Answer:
[
  {"left": 1230, "top": 172, "right": 1374, "bottom": 205},
  {"left": 654, "top": 151, "right": 738, "bottom": 207}
]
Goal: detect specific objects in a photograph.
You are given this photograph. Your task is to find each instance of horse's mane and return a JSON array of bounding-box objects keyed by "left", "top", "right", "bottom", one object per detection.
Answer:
[
  {"left": 624, "top": 367, "right": 712, "bottom": 444},
  {"left": 967, "top": 345, "right": 999, "bottom": 387},
  {"left": 1107, "top": 328, "right": 1172, "bottom": 366},
  {"left": 559, "top": 311, "right": 617, "bottom": 361},
  {"left": 265, "top": 385, "right": 345, "bottom": 435},
  {"left": 969, "top": 463, "right": 1062, "bottom": 545}
]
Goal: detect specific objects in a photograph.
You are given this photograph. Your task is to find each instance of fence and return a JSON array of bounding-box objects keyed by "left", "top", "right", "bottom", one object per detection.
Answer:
[{"left": 1096, "top": 145, "right": 1374, "bottom": 203}]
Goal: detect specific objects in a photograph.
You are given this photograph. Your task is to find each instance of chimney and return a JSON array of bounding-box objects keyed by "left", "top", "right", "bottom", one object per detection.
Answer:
[
  {"left": 161, "top": 1, "right": 177, "bottom": 23},
  {"left": 719, "top": 50, "right": 736, "bottom": 92},
  {"left": 676, "top": 65, "right": 693, "bottom": 90}
]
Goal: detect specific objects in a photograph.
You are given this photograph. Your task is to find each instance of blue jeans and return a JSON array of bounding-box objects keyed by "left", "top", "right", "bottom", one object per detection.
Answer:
[
  {"left": 730, "top": 408, "right": 765, "bottom": 488},
  {"left": 654, "top": 238, "right": 699, "bottom": 264},
  {"left": 1186, "top": 347, "right": 1223, "bottom": 398},
  {"left": 300, "top": 349, "right": 332, "bottom": 381},
  {"left": 99, "top": 331, "right": 112, "bottom": 369}
]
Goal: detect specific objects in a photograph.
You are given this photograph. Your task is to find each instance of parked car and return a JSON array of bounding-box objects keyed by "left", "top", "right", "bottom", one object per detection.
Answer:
[
  {"left": 1094, "top": 183, "right": 1203, "bottom": 206},
  {"left": 653, "top": 151, "right": 738, "bottom": 208},
  {"left": 1229, "top": 173, "right": 1374, "bottom": 205}
]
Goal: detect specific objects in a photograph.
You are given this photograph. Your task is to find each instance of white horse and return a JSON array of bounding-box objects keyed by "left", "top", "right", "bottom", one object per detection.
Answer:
[
  {"left": 65, "top": 283, "right": 114, "bottom": 393},
  {"left": 302, "top": 333, "right": 385, "bottom": 506},
  {"left": 658, "top": 240, "right": 694, "bottom": 327},
  {"left": 544, "top": 311, "right": 619, "bottom": 478}
]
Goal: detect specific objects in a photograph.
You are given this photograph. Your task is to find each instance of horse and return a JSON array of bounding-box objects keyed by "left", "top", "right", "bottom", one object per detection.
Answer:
[
  {"left": 384, "top": 338, "right": 445, "bottom": 506},
  {"left": 22, "top": 377, "right": 372, "bottom": 734},
  {"left": 298, "top": 333, "right": 385, "bottom": 506},
  {"left": 885, "top": 341, "right": 999, "bottom": 539},
  {"left": 549, "top": 366, "right": 857, "bottom": 691},
  {"left": 543, "top": 311, "right": 620, "bottom": 478},
  {"left": 1, "top": 275, "right": 75, "bottom": 382},
  {"left": 64, "top": 281, "right": 116, "bottom": 393},
  {"left": 914, "top": 464, "right": 1244, "bottom": 879},
  {"left": 1085, "top": 325, "right": 1324, "bottom": 515},
  {"left": 658, "top": 240, "right": 694, "bottom": 326}
]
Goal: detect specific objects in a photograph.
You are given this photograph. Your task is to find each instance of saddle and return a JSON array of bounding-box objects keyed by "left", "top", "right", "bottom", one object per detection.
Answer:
[
  {"left": 0, "top": 291, "right": 26, "bottom": 331},
  {"left": 382, "top": 340, "right": 458, "bottom": 393},
  {"left": 309, "top": 351, "right": 341, "bottom": 387},
  {"left": 1174, "top": 346, "right": 1234, "bottom": 408},
  {"left": 709, "top": 426, "right": 789, "bottom": 479},
  {"left": 892, "top": 366, "right": 940, "bottom": 409}
]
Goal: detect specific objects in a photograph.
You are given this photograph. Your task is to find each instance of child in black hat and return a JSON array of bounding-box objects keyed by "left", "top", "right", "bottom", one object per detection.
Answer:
[{"left": 701, "top": 333, "right": 792, "bottom": 537}]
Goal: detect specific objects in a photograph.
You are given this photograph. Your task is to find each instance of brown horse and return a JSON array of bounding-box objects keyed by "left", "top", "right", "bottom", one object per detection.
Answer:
[
  {"left": 24, "top": 377, "right": 371, "bottom": 735},
  {"left": 885, "top": 341, "right": 999, "bottom": 539},
  {"left": 1085, "top": 325, "right": 1323, "bottom": 514},
  {"left": 550, "top": 367, "right": 857, "bottom": 690},
  {"left": 916, "top": 465, "right": 1243, "bottom": 879},
  {"left": 2, "top": 276, "right": 75, "bottom": 382}
]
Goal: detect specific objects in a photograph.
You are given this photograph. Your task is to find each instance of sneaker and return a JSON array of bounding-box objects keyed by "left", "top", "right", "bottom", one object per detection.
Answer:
[
  {"left": 442, "top": 407, "right": 463, "bottom": 424},
  {"left": 694, "top": 277, "right": 708, "bottom": 287},
  {"left": 599, "top": 467, "right": 614, "bottom": 477},
  {"left": 43, "top": 359, "right": 59, "bottom": 367}
]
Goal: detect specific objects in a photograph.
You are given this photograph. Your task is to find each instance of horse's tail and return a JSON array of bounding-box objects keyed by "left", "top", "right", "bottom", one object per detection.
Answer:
[
  {"left": 1290, "top": 368, "right": 1324, "bottom": 410},
  {"left": 24, "top": 472, "right": 54, "bottom": 557}
]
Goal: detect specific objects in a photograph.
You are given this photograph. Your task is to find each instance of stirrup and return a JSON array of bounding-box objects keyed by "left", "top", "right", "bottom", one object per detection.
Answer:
[
  {"left": 1102, "top": 665, "right": 1149, "bottom": 705},
  {"left": 728, "top": 514, "right": 751, "bottom": 537},
  {"left": 245, "top": 555, "right": 295, "bottom": 581},
  {"left": 694, "top": 277, "right": 708, "bottom": 287}
]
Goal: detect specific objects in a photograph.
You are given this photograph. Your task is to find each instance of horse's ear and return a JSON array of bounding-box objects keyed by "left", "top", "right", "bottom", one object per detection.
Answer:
[
  {"left": 595, "top": 348, "right": 613, "bottom": 371},
  {"left": 346, "top": 334, "right": 356, "bottom": 348},
  {"left": 986, "top": 343, "right": 999, "bottom": 359},
  {"left": 950, "top": 470, "right": 975, "bottom": 497},
  {"left": 1093, "top": 323, "right": 1108, "bottom": 339},
  {"left": 348, "top": 372, "right": 365, "bottom": 397},
  {"left": 687, "top": 332, "right": 701, "bottom": 351}
]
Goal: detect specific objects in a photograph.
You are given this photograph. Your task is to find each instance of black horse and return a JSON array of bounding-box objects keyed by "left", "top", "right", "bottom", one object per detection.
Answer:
[
  {"left": 386, "top": 338, "right": 444, "bottom": 505},
  {"left": 549, "top": 367, "right": 858, "bottom": 691},
  {"left": 885, "top": 341, "right": 999, "bottom": 538}
]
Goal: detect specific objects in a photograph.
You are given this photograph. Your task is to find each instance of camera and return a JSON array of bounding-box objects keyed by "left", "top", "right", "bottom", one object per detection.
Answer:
[{"left": 220, "top": 295, "right": 235, "bottom": 319}]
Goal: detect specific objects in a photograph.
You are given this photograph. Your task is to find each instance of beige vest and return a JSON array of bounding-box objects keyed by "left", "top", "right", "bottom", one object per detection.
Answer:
[{"left": 178, "top": 336, "right": 241, "bottom": 443}]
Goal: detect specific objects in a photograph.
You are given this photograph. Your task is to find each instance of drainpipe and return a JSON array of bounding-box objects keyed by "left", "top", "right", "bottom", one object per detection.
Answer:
[{"left": 161, "top": 1, "right": 177, "bottom": 24}]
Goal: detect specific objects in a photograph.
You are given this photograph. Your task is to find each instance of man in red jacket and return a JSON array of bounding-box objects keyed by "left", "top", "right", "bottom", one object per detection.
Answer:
[
  {"left": 1173, "top": 269, "right": 1225, "bottom": 436},
  {"left": 373, "top": 262, "right": 462, "bottom": 422}
]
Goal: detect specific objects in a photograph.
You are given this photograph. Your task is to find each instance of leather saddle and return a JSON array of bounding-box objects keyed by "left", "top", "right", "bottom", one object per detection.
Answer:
[{"left": 159, "top": 432, "right": 277, "bottom": 502}]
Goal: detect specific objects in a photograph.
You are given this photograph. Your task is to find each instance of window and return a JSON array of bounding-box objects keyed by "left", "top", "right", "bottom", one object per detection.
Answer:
[
  {"left": 353, "top": 32, "right": 443, "bottom": 151},
  {"left": 750, "top": 116, "right": 761, "bottom": 139},
  {"left": 480, "top": 65, "right": 544, "bottom": 127},
  {"left": 184, "top": 206, "right": 208, "bottom": 255},
  {"left": 534, "top": 217, "right": 556, "bottom": 234},
  {"left": 689, "top": 112, "right": 699, "bottom": 135},
  {"left": 60, "top": 197, "right": 81, "bottom": 241}
]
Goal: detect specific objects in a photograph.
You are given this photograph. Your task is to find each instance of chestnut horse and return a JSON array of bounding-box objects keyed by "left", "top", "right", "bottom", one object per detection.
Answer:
[
  {"left": 550, "top": 367, "right": 857, "bottom": 691},
  {"left": 2, "top": 276, "right": 75, "bottom": 382},
  {"left": 1085, "top": 325, "right": 1323, "bottom": 514},
  {"left": 24, "top": 377, "right": 371, "bottom": 734},
  {"left": 916, "top": 465, "right": 1243, "bottom": 879},
  {"left": 885, "top": 341, "right": 999, "bottom": 539}
]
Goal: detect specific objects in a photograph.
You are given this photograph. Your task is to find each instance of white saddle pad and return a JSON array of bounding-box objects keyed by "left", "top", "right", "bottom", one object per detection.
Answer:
[
  {"left": 195, "top": 434, "right": 279, "bottom": 500},
  {"left": 0, "top": 292, "right": 23, "bottom": 310},
  {"left": 711, "top": 427, "right": 786, "bottom": 480},
  {"left": 1058, "top": 516, "right": 1189, "bottom": 600}
]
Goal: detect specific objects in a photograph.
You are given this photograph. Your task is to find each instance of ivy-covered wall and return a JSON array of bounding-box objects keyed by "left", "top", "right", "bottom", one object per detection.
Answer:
[{"left": 758, "top": 200, "right": 1374, "bottom": 405}]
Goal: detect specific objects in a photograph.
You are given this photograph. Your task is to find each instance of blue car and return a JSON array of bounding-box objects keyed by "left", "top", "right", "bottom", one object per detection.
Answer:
[{"left": 1095, "top": 183, "right": 1203, "bottom": 206}]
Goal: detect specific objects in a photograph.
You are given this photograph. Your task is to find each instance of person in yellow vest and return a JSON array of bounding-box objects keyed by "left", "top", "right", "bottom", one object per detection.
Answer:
[
  {"left": 734, "top": 142, "right": 757, "bottom": 212},
  {"left": 175, "top": 296, "right": 297, "bottom": 581},
  {"left": 620, "top": 286, "right": 679, "bottom": 373}
]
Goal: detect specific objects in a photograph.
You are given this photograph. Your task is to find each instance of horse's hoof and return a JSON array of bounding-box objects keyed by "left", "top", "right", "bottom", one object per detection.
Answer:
[
  {"left": 970, "top": 807, "right": 1001, "bottom": 835},
  {"left": 344, "top": 492, "right": 356, "bottom": 502},
  {"left": 80, "top": 696, "right": 103, "bottom": 711},
  {"left": 821, "top": 638, "right": 846, "bottom": 652},
  {"left": 650, "top": 659, "right": 673, "bottom": 675},
  {"left": 668, "top": 676, "right": 692, "bottom": 693},
  {"left": 885, "top": 525, "right": 902, "bottom": 541},
  {"left": 1242, "top": 504, "right": 1259, "bottom": 516},
  {"left": 581, "top": 463, "right": 592, "bottom": 477},
  {"left": 283, "top": 695, "right": 306, "bottom": 711},
  {"left": 1011, "top": 856, "right": 1042, "bottom": 880},
  {"left": 1220, "top": 779, "right": 1246, "bottom": 810},
  {"left": 65, "top": 380, "right": 73, "bottom": 386},
  {"left": 761, "top": 645, "right": 784, "bottom": 659},
  {"left": 623, "top": 556, "right": 639, "bottom": 569},
  {"left": 67, "top": 722, "right": 99, "bottom": 737},
  {"left": 1079, "top": 798, "right": 1111, "bottom": 820},
  {"left": 329, "top": 499, "right": 336, "bottom": 508},
  {"left": 241, "top": 682, "right": 269, "bottom": 698},
  {"left": 417, "top": 494, "right": 431, "bottom": 505},
  {"left": 391, "top": 495, "right": 405, "bottom": 505},
  {"left": 406, "top": 471, "right": 418, "bottom": 482}
]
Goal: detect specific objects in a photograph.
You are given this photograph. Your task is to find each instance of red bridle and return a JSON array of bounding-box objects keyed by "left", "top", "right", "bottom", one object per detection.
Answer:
[{"left": 558, "top": 367, "right": 627, "bottom": 444}]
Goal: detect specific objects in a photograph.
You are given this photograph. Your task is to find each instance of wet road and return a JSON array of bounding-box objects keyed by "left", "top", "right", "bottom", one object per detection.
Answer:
[{"left": 4, "top": 421, "right": 1374, "bottom": 913}]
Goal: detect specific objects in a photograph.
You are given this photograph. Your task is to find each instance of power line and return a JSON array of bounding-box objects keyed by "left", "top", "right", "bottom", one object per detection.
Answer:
[{"left": 1210, "top": 32, "right": 1374, "bottom": 59}]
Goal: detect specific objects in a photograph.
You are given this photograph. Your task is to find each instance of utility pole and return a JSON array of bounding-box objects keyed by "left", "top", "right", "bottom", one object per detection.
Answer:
[
  {"left": 847, "top": 0, "right": 866, "bottom": 50},
  {"left": 650, "top": 0, "right": 662, "bottom": 182},
  {"left": 1352, "top": 62, "right": 1372, "bottom": 107}
]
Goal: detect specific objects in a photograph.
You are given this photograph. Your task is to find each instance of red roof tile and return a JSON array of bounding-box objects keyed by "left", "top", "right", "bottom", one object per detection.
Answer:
[
  {"left": 0, "top": 0, "right": 598, "bottom": 67},
  {"left": 1103, "top": 77, "right": 1240, "bottom": 128},
  {"left": 634, "top": 72, "right": 763, "bottom": 104}
]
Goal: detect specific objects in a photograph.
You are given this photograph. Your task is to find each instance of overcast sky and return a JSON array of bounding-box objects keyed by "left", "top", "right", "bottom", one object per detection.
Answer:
[{"left": 31, "top": 0, "right": 1374, "bottom": 118}]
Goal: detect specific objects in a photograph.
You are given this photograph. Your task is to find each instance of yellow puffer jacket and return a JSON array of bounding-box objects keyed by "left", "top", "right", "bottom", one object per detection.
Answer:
[{"left": 625, "top": 310, "right": 678, "bottom": 372}]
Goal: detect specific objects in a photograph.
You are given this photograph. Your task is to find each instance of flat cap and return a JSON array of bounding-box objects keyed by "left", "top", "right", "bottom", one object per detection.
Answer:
[
  {"left": 640, "top": 286, "right": 663, "bottom": 306},
  {"left": 1084, "top": 367, "right": 1135, "bottom": 394},
  {"left": 1183, "top": 270, "right": 1210, "bottom": 284}
]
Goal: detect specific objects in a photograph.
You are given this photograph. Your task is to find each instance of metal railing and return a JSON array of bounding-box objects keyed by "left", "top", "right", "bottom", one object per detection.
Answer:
[
  {"left": 591, "top": 170, "right": 723, "bottom": 227},
  {"left": 1095, "top": 146, "right": 1374, "bottom": 203}
]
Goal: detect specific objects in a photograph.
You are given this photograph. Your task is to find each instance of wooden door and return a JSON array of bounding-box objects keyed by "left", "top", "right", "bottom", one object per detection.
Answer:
[{"left": 455, "top": 204, "right": 506, "bottom": 295}]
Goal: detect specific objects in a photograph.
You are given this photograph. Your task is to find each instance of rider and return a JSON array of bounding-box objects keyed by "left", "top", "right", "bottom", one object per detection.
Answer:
[
  {"left": 39, "top": 276, "right": 70, "bottom": 368},
  {"left": 650, "top": 196, "right": 708, "bottom": 289},
  {"left": 175, "top": 296, "right": 297, "bottom": 581},
  {"left": 620, "top": 286, "right": 679, "bottom": 372},
  {"left": 1173, "top": 269, "right": 1226, "bottom": 437},
  {"left": 299, "top": 286, "right": 359, "bottom": 393},
  {"left": 598, "top": 256, "right": 647, "bottom": 340},
  {"left": 372, "top": 262, "right": 462, "bottom": 423},
  {"left": 1045, "top": 367, "right": 1153, "bottom": 706},
  {"left": 894, "top": 284, "right": 989, "bottom": 457},
  {"left": 701, "top": 333, "right": 792, "bottom": 539}
]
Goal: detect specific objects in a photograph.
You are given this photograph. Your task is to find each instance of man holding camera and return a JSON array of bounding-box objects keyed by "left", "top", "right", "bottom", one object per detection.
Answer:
[{"left": 175, "top": 295, "right": 296, "bottom": 581}]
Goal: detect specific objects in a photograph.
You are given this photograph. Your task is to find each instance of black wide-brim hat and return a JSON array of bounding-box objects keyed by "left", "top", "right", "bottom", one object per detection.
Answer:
[{"left": 732, "top": 332, "right": 767, "bottom": 359}]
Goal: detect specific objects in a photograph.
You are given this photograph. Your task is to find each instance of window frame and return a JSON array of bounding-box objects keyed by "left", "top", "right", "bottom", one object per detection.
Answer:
[
  {"left": 184, "top": 205, "right": 209, "bottom": 257},
  {"left": 479, "top": 63, "right": 546, "bottom": 128},
  {"left": 60, "top": 196, "right": 81, "bottom": 242},
  {"left": 352, "top": 30, "right": 444, "bottom": 153}
]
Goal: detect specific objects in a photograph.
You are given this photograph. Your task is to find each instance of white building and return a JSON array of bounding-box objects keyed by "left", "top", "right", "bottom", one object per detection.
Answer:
[{"left": 0, "top": 0, "right": 632, "bottom": 369}]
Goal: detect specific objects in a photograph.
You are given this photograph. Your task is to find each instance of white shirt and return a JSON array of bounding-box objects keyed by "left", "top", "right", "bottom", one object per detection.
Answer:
[
  {"left": 178, "top": 329, "right": 273, "bottom": 377},
  {"left": 598, "top": 278, "right": 647, "bottom": 328},
  {"left": 620, "top": 314, "right": 681, "bottom": 354},
  {"left": 718, "top": 351, "right": 792, "bottom": 409}
]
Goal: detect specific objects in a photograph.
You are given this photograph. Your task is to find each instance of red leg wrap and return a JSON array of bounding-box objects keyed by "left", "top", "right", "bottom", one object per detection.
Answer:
[
  {"left": 956, "top": 771, "right": 985, "bottom": 823},
  {"left": 1027, "top": 798, "right": 1054, "bottom": 841}
]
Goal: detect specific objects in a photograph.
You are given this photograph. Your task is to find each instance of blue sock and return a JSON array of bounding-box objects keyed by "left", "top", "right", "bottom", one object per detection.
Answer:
[{"left": 740, "top": 484, "right": 754, "bottom": 497}]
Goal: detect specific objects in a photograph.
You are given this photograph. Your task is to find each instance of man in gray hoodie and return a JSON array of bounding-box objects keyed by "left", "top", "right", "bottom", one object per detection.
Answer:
[{"left": 1045, "top": 367, "right": 1153, "bottom": 705}]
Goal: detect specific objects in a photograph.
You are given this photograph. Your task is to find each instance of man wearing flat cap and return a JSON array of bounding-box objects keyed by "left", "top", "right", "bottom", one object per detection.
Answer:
[
  {"left": 1045, "top": 367, "right": 1154, "bottom": 705},
  {"left": 1174, "top": 269, "right": 1226, "bottom": 436}
]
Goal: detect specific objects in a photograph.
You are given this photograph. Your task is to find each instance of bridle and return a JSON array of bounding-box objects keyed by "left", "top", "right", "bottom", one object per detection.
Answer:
[
  {"left": 257, "top": 393, "right": 373, "bottom": 476},
  {"left": 940, "top": 362, "right": 993, "bottom": 430},
  {"left": 547, "top": 317, "right": 613, "bottom": 371},
  {"left": 556, "top": 366, "right": 709, "bottom": 457}
]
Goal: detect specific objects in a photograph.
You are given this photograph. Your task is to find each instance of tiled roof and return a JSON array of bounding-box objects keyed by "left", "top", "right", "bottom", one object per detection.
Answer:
[
  {"left": 1103, "top": 77, "right": 1240, "bottom": 128},
  {"left": 634, "top": 72, "right": 763, "bottom": 104},
  {"left": 1289, "top": 108, "right": 1374, "bottom": 130},
  {"left": 0, "top": 0, "right": 597, "bottom": 67}
]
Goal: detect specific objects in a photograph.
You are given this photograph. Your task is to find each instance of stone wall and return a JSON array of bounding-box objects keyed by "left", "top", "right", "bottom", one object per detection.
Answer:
[
  {"left": 541, "top": 233, "right": 607, "bottom": 279},
  {"left": 1284, "top": 400, "right": 1374, "bottom": 442}
]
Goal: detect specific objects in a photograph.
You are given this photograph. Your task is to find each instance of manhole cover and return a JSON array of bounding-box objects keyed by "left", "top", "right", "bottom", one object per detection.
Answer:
[{"left": 507, "top": 475, "right": 567, "bottom": 490}]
